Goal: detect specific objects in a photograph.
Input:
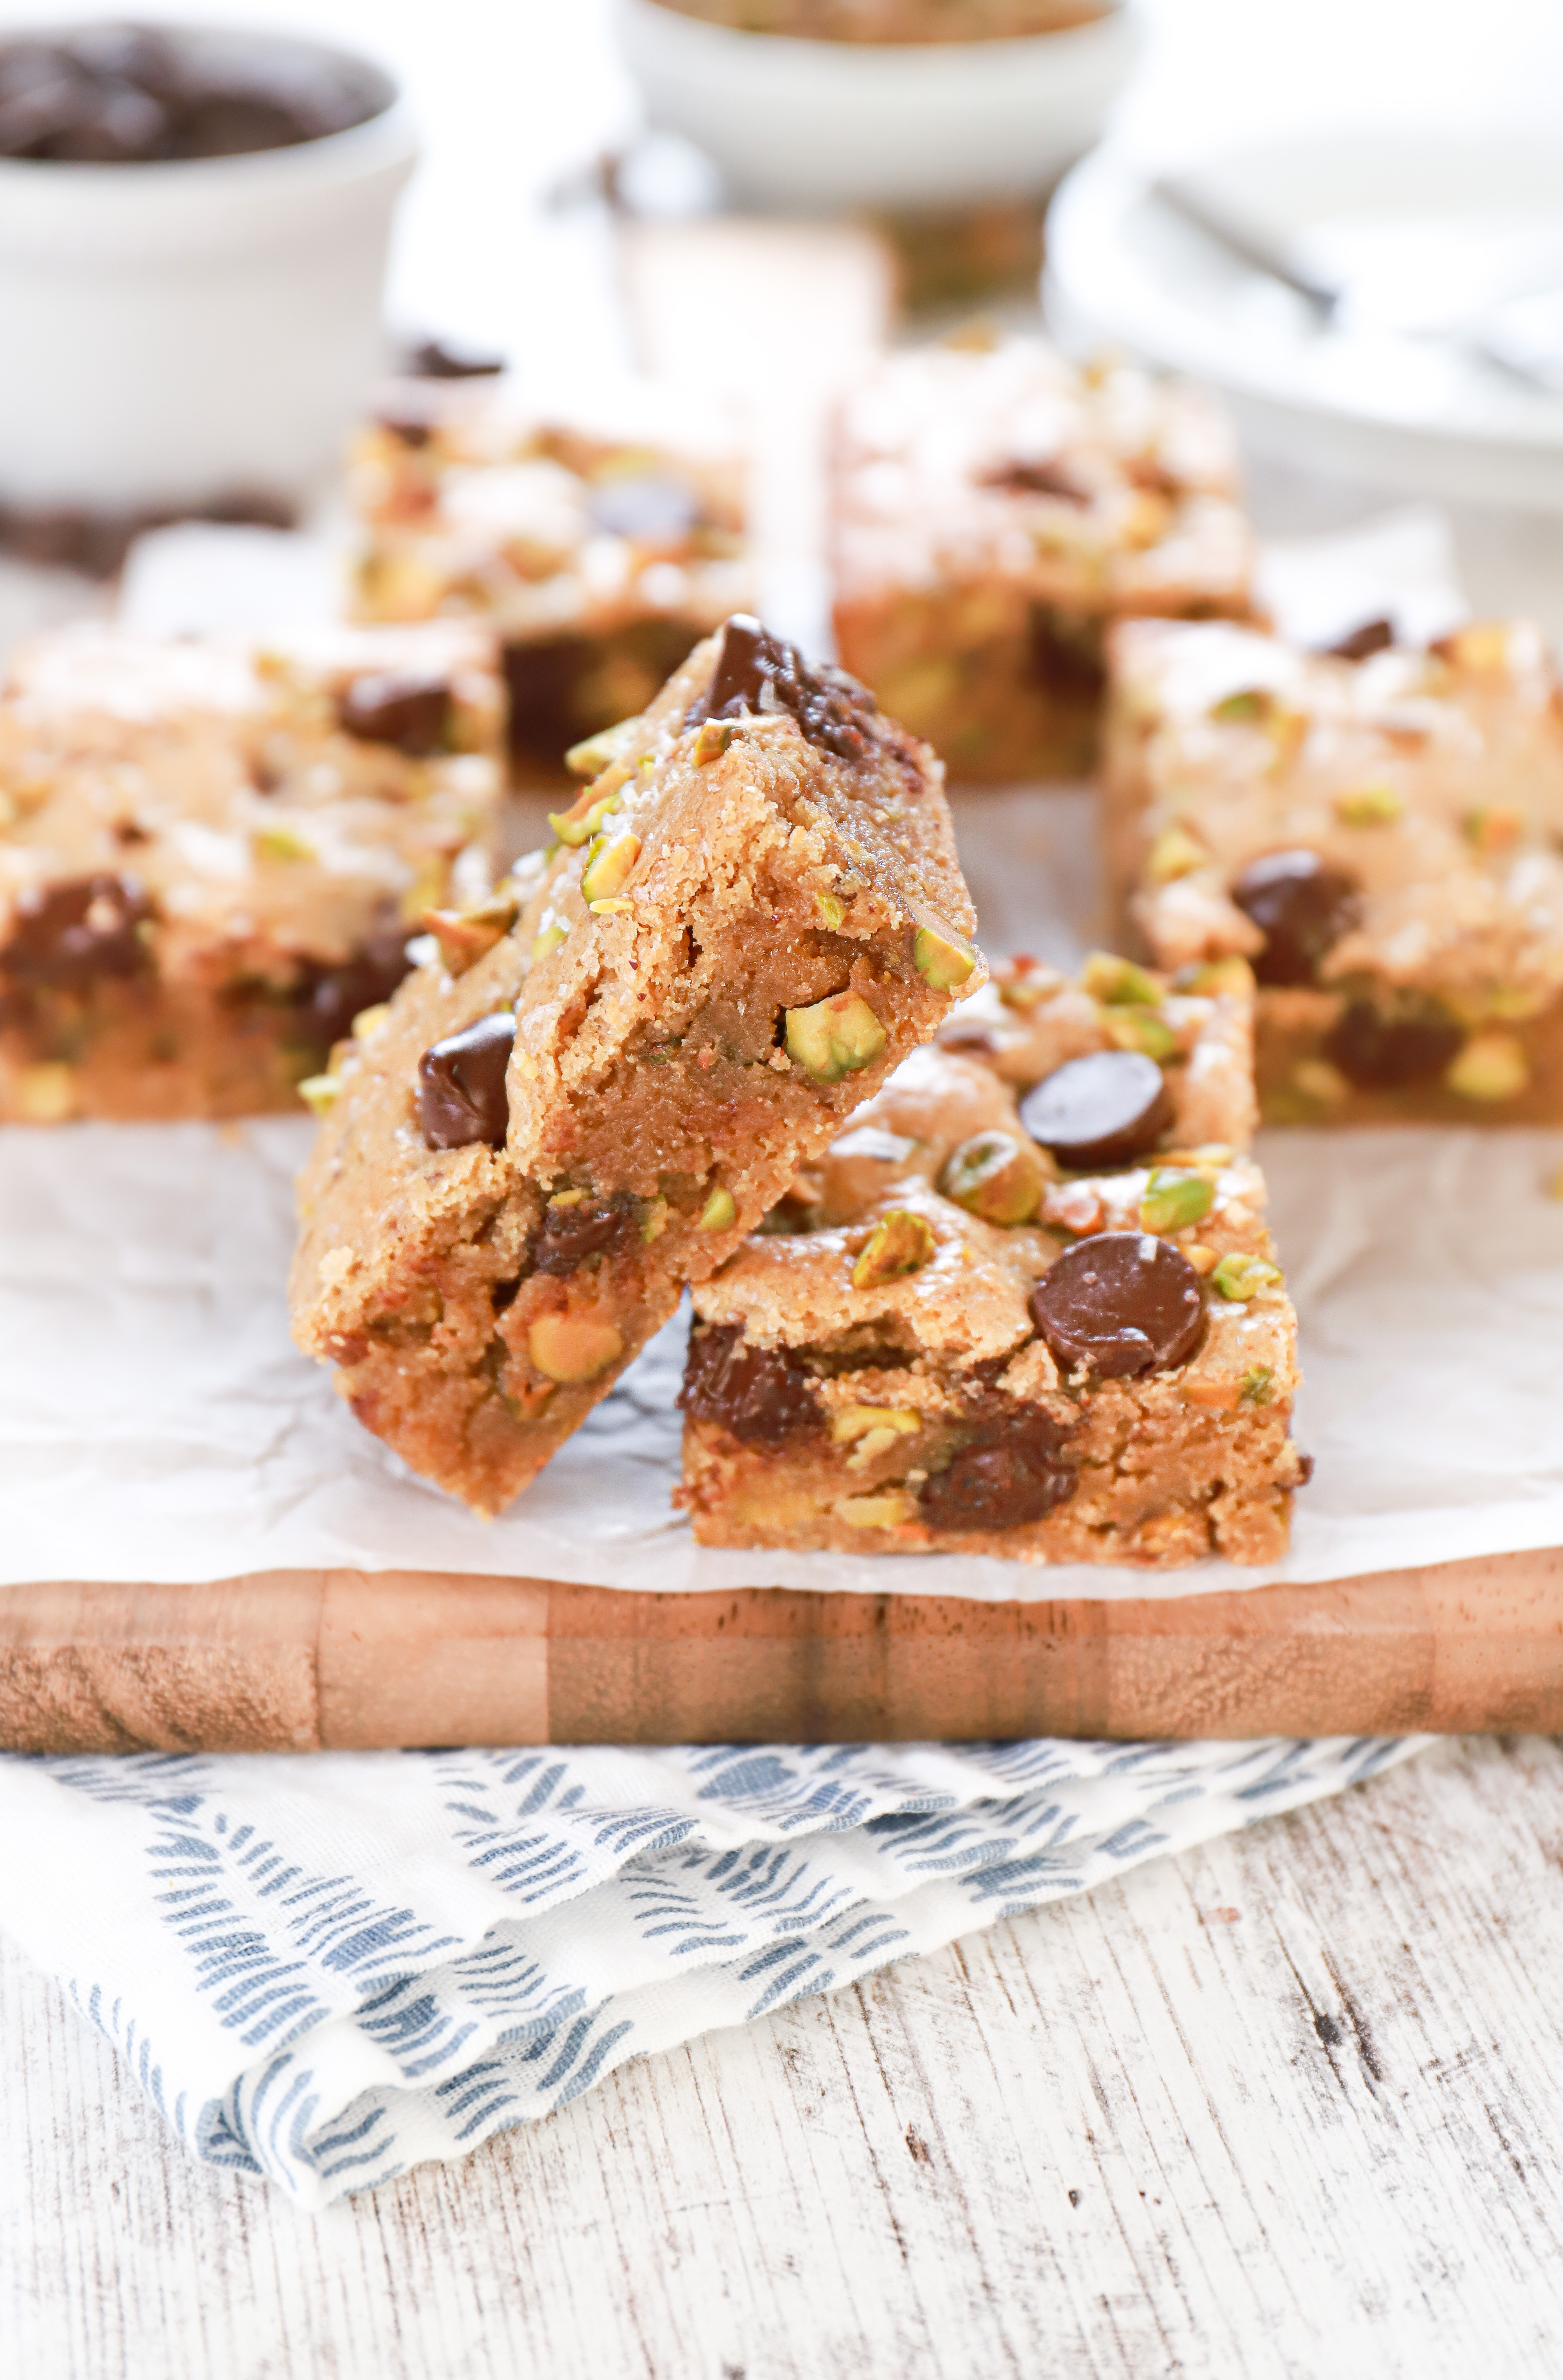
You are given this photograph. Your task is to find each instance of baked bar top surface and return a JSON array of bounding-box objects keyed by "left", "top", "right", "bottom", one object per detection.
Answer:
[
  {"left": 1110, "top": 616, "right": 1563, "bottom": 1011},
  {"left": 0, "top": 621, "right": 504, "bottom": 972},
  {"left": 290, "top": 619, "right": 980, "bottom": 1513},
  {"left": 831, "top": 339, "right": 1253, "bottom": 614}
]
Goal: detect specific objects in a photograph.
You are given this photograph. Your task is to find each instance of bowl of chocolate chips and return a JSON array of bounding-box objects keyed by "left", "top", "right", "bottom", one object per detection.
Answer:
[{"left": 0, "top": 20, "right": 417, "bottom": 554}]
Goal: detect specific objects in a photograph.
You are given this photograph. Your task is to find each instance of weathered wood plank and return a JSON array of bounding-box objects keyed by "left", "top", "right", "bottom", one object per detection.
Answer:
[{"left": 7, "top": 1739, "right": 1563, "bottom": 2378}]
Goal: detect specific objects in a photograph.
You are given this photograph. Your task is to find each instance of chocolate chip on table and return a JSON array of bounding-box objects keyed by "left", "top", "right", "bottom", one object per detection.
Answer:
[
  {"left": 680, "top": 1321, "right": 820, "bottom": 1444},
  {"left": 1018, "top": 1049, "right": 1171, "bottom": 1172},
  {"left": 1230, "top": 849, "right": 1363, "bottom": 988},
  {"left": 588, "top": 475, "right": 699, "bottom": 542},
  {"left": 1323, "top": 1000, "right": 1463, "bottom": 1090},
  {"left": 336, "top": 672, "right": 452, "bottom": 758},
  {"left": 919, "top": 1402, "right": 1076, "bottom": 1529},
  {"left": 1323, "top": 616, "right": 1395, "bottom": 662},
  {"left": 0, "top": 872, "right": 153, "bottom": 988},
  {"left": 417, "top": 1012, "right": 515, "bottom": 1150},
  {"left": 1030, "top": 1232, "right": 1206, "bottom": 1379},
  {"left": 532, "top": 1193, "right": 641, "bottom": 1278},
  {"left": 687, "top": 615, "right": 877, "bottom": 763}
]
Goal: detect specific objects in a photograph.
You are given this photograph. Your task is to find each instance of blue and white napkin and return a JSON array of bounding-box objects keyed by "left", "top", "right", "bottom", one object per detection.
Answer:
[{"left": 0, "top": 1734, "right": 1418, "bottom": 2207}]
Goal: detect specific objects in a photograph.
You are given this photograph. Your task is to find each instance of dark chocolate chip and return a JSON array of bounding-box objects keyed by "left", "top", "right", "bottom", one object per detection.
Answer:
[
  {"left": 687, "top": 615, "right": 877, "bottom": 763},
  {"left": 1018, "top": 1049, "right": 1171, "bottom": 1172},
  {"left": 1324, "top": 617, "right": 1395, "bottom": 663},
  {"left": 1026, "top": 603, "right": 1106, "bottom": 702},
  {"left": 417, "top": 1011, "right": 515, "bottom": 1150},
  {"left": 919, "top": 1402, "right": 1076, "bottom": 1530},
  {"left": 1030, "top": 1232, "right": 1206, "bottom": 1380},
  {"left": 336, "top": 672, "right": 452, "bottom": 758},
  {"left": 987, "top": 457, "right": 1090, "bottom": 503},
  {"left": 532, "top": 1193, "right": 641, "bottom": 1278},
  {"left": 1230, "top": 849, "right": 1363, "bottom": 988},
  {"left": 1322, "top": 1000, "right": 1462, "bottom": 1090},
  {"left": 588, "top": 474, "right": 698, "bottom": 542},
  {"left": 501, "top": 634, "right": 592, "bottom": 773},
  {"left": 680, "top": 1320, "right": 820, "bottom": 1445},
  {"left": 301, "top": 925, "right": 413, "bottom": 1048},
  {"left": 0, "top": 873, "right": 152, "bottom": 988},
  {"left": 404, "top": 337, "right": 506, "bottom": 380}
]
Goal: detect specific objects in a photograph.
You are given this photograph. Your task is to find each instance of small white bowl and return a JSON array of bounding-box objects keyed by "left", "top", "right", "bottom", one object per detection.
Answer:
[
  {"left": 614, "top": 0, "right": 1140, "bottom": 215},
  {"left": 0, "top": 25, "right": 417, "bottom": 513}
]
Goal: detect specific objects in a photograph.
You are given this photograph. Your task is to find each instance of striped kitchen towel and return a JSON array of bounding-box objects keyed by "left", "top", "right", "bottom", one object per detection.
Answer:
[{"left": 0, "top": 1733, "right": 1418, "bottom": 2207}]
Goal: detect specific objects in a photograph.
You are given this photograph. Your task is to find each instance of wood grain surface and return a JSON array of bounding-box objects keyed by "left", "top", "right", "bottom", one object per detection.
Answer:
[
  {"left": 8, "top": 1733, "right": 1563, "bottom": 2380},
  {"left": 3, "top": 1547, "right": 1562, "bottom": 1750}
]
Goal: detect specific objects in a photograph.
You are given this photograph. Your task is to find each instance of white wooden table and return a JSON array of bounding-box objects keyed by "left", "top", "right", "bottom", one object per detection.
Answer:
[{"left": 7, "top": 1734, "right": 1563, "bottom": 2378}]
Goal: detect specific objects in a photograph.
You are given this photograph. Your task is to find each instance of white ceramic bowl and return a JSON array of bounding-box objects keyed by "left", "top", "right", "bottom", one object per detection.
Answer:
[
  {"left": 0, "top": 25, "right": 417, "bottom": 512},
  {"left": 614, "top": 0, "right": 1140, "bottom": 215}
]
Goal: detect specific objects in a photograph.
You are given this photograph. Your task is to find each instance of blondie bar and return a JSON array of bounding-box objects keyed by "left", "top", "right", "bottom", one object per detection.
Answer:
[
  {"left": 290, "top": 616, "right": 980, "bottom": 1516},
  {"left": 682, "top": 954, "right": 1303, "bottom": 1565},
  {"left": 0, "top": 622, "right": 504, "bottom": 1122},
  {"left": 349, "top": 376, "right": 753, "bottom": 782},
  {"left": 830, "top": 338, "right": 1255, "bottom": 782},
  {"left": 1105, "top": 615, "right": 1563, "bottom": 1123}
]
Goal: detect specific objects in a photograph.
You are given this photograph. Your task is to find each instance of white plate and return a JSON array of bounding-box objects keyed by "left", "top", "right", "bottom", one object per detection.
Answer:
[
  {"left": 614, "top": 0, "right": 1140, "bottom": 213},
  {"left": 1044, "top": 129, "right": 1563, "bottom": 511}
]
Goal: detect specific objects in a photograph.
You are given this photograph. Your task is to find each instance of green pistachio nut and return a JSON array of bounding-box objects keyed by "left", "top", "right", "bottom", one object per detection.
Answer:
[
  {"left": 851, "top": 1209, "right": 936, "bottom": 1290},
  {"left": 1081, "top": 951, "right": 1162, "bottom": 1007},
  {"left": 697, "top": 1184, "right": 737, "bottom": 1232},
  {"left": 938, "top": 1131, "right": 1047, "bottom": 1226},
  {"left": 1102, "top": 1005, "right": 1179, "bottom": 1062},
  {"left": 912, "top": 921, "right": 977, "bottom": 993},
  {"left": 1139, "top": 1167, "right": 1216, "bottom": 1234},
  {"left": 1210, "top": 1253, "right": 1283, "bottom": 1302},
  {"left": 785, "top": 990, "right": 886, "bottom": 1084},
  {"left": 1446, "top": 1029, "right": 1529, "bottom": 1103}
]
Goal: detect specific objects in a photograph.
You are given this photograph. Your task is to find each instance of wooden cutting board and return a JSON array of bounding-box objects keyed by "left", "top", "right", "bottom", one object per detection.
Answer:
[{"left": 3, "top": 1547, "right": 1560, "bottom": 1751}]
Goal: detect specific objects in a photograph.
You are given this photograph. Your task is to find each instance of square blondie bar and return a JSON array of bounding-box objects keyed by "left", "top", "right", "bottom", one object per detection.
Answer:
[
  {"left": 682, "top": 954, "right": 1304, "bottom": 1566},
  {"left": 290, "top": 617, "right": 980, "bottom": 1516},
  {"left": 1105, "top": 615, "right": 1563, "bottom": 1123},
  {"left": 830, "top": 338, "right": 1256, "bottom": 783},
  {"left": 350, "top": 375, "right": 753, "bottom": 783},
  {"left": 0, "top": 622, "right": 504, "bottom": 1122}
]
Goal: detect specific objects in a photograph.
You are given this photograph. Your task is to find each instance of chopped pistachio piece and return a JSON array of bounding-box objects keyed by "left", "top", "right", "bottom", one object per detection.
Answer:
[
  {"left": 1139, "top": 1167, "right": 1215, "bottom": 1234},
  {"left": 549, "top": 772, "right": 627, "bottom": 848},
  {"left": 532, "top": 922, "right": 568, "bottom": 962},
  {"left": 1145, "top": 823, "right": 1208, "bottom": 883},
  {"left": 838, "top": 1490, "right": 918, "bottom": 1529},
  {"left": 527, "top": 1312, "right": 624, "bottom": 1385},
  {"left": 697, "top": 1184, "right": 737, "bottom": 1232},
  {"left": 423, "top": 893, "right": 519, "bottom": 976},
  {"left": 639, "top": 1196, "right": 670, "bottom": 1244},
  {"left": 939, "top": 1129, "right": 1047, "bottom": 1225},
  {"left": 814, "top": 890, "right": 846, "bottom": 931},
  {"left": 1239, "top": 1366, "right": 1274, "bottom": 1407},
  {"left": 1177, "top": 955, "right": 1254, "bottom": 998},
  {"left": 1081, "top": 951, "right": 1161, "bottom": 1007},
  {"left": 693, "top": 718, "right": 736, "bottom": 764},
  {"left": 580, "top": 830, "right": 641, "bottom": 905},
  {"left": 253, "top": 823, "right": 314, "bottom": 863},
  {"left": 1185, "top": 1243, "right": 1219, "bottom": 1276},
  {"left": 1446, "top": 1029, "right": 1529, "bottom": 1103},
  {"left": 564, "top": 717, "right": 641, "bottom": 777},
  {"left": 831, "top": 1406, "right": 922, "bottom": 1445},
  {"left": 351, "top": 1002, "right": 392, "bottom": 1042},
  {"left": 589, "top": 898, "right": 635, "bottom": 916},
  {"left": 1333, "top": 783, "right": 1404, "bottom": 827},
  {"left": 913, "top": 921, "right": 977, "bottom": 992},
  {"left": 1293, "top": 1058, "right": 1349, "bottom": 1106},
  {"left": 1210, "top": 687, "right": 1271, "bottom": 724},
  {"left": 785, "top": 990, "right": 886, "bottom": 1084},
  {"left": 852, "top": 1209, "right": 936, "bottom": 1290},
  {"left": 1211, "top": 1253, "right": 1283, "bottom": 1302},
  {"left": 997, "top": 960, "right": 1065, "bottom": 1012},
  {"left": 297, "top": 1073, "right": 341, "bottom": 1118},
  {"left": 1102, "top": 1004, "right": 1179, "bottom": 1062}
]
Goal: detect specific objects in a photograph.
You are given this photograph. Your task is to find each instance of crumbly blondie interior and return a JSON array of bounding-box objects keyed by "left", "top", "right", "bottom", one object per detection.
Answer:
[
  {"left": 291, "top": 617, "right": 981, "bottom": 1516},
  {"left": 1106, "top": 615, "right": 1563, "bottom": 1122},
  {"left": 681, "top": 970, "right": 1302, "bottom": 1565},
  {"left": 349, "top": 376, "right": 753, "bottom": 781},
  {"left": 0, "top": 623, "right": 503, "bottom": 1122},
  {"left": 830, "top": 339, "right": 1255, "bottom": 782}
]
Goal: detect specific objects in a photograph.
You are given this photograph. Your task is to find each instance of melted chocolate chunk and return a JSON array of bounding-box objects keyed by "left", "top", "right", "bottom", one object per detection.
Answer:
[
  {"left": 1030, "top": 1233, "right": 1206, "bottom": 1380},
  {"left": 1026, "top": 603, "right": 1106, "bottom": 702},
  {"left": 336, "top": 672, "right": 452, "bottom": 758},
  {"left": 680, "top": 1321, "right": 820, "bottom": 1445},
  {"left": 404, "top": 337, "right": 505, "bottom": 381},
  {"left": 532, "top": 1193, "right": 641, "bottom": 1278},
  {"left": 0, "top": 873, "right": 152, "bottom": 988},
  {"left": 687, "top": 615, "right": 876, "bottom": 763},
  {"left": 417, "top": 1011, "right": 515, "bottom": 1150},
  {"left": 919, "top": 1400, "right": 1076, "bottom": 1531},
  {"left": 1323, "top": 1000, "right": 1462, "bottom": 1090},
  {"left": 1018, "top": 1050, "right": 1171, "bottom": 1173},
  {"left": 589, "top": 474, "right": 698, "bottom": 542},
  {"left": 1324, "top": 616, "right": 1395, "bottom": 662},
  {"left": 1230, "top": 849, "right": 1363, "bottom": 988},
  {"left": 0, "top": 26, "right": 377, "bottom": 162},
  {"left": 300, "top": 925, "right": 412, "bottom": 1048}
]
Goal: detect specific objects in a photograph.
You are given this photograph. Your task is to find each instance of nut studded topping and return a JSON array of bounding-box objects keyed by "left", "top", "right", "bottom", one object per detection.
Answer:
[
  {"left": 416, "top": 1010, "right": 515, "bottom": 1149},
  {"left": 1030, "top": 1231, "right": 1206, "bottom": 1379}
]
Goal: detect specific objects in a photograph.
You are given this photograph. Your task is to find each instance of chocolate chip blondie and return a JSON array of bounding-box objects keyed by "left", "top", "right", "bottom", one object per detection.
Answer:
[
  {"left": 1105, "top": 615, "right": 1563, "bottom": 1123},
  {"left": 681, "top": 952, "right": 1303, "bottom": 1566},
  {"left": 349, "top": 376, "right": 753, "bottom": 782},
  {"left": 0, "top": 622, "right": 504, "bottom": 1122},
  {"left": 830, "top": 338, "right": 1256, "bottom": 783},
  {"left": 290, "top": 617, "right": 980, "bottom": 1516}
]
